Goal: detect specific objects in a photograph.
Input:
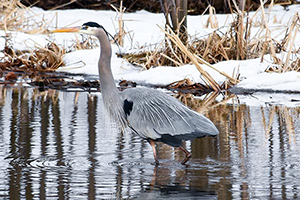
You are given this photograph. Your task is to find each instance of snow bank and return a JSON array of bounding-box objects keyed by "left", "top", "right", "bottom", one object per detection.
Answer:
[{"left": 0, "top": 5, "right": 300, "bottom": 96}]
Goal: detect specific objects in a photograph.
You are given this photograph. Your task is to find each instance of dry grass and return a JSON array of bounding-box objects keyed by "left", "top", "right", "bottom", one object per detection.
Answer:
[
  {"left": 121, "top": 14, "right": 272, "bottom": 68},
  {"left": 1, "top": 42, "right": 65, "bottom": 72},
  {"left": 0, "top": 32, "right": 100, "bottom": 80},
  {"left": 1, "top": 0, "right": 299, "bottom": 93},
  {"left": 0, "top": 0, "right": 27, "bottom": 31},
  {"left": 161, "top": 25, "right": 239, "bottom": 91},
  {"left": 0, "top": 0, "right": 99, "bottom": 74},
  {"left": 290, "top": 57, "right": 300, "bottom": 72},
  {"left": 118, "top": 7, "right": 300, "bottom": 92},
  {"left": 0, "top": 0, "right": 54, "bottom": 34},
  {"left": 203, "top": 5, "right": 219, "bottom": 29},
  {"left": 121, "top": 7, "right": 300, "bottom": 76},
  {"left": 265, "top": 12, "right": 300, "bottom": 73},
  {"left": 70, "top": 35, "right": 99, "bottom": 51},
  {"left": 166, "top": 78, "right": 214, "bottom": 95},
  {"left": 111, "top": 0, "right": 126, "bottom": 47}
]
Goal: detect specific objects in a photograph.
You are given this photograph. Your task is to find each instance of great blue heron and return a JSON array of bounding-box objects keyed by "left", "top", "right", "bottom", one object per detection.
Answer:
[{"left": 52, "top": 22, "right": 219, "bottom": 164}]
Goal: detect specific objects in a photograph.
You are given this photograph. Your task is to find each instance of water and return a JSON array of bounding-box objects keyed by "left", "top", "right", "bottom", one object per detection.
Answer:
[{"left": 0, "top": 86, "right": 299, "bottom": 199}]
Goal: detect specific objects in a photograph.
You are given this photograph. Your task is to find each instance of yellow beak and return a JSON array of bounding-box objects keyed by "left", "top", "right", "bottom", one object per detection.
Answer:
[{"left": 51, "top": 27, "right": 80, "bottom": 33}]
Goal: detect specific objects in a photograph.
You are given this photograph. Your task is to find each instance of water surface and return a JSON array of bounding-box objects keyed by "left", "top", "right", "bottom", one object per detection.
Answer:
[{"left": 0, "top": 86, "right": 299, "bottom": 199}]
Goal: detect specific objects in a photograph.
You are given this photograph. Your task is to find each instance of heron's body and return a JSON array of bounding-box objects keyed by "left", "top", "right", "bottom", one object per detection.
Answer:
[
  {"left": 53, "top": 22, "right": 219, "bottom": 164},
  {"left": 121, "top": 87, "right": 218, "bottom": 146}
]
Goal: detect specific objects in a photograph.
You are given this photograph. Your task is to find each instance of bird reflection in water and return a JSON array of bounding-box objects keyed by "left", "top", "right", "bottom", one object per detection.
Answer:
[{"left": 1, "top": 87, "right": 299, "bottom": 199}]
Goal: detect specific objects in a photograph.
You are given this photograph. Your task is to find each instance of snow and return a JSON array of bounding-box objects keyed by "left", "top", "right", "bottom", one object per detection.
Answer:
[
  {"left": 1, "top": 4, "right": 300, "bottom": 105},
  {"left": 237, "top": 71, "right": 300, "bottom": 91},
  {"left": 236, "top": 92, "right": 300, "bottom": 107}
]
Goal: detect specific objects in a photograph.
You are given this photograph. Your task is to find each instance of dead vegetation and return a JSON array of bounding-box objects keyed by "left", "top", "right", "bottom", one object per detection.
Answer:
[
  {"left": 0, "top": 0, "right": 300, "bottom": 93},
  {"left": 0, "top": 35, "right": 101, "bottom": 81},
  {"left": 0, "top": 0, "right": 53, "bottom": 34},
  {"left": 70, "top": 35, "right": 99, "bottom": 51},
  {"left": 0, "top": 0, "right": 28, "bottom": 32},
  {"left": 166, "top": 78, "right": 215, "bottom": 95},
  {"left": 1, "top": 42, "right": 65, "bottom": 73},
  {"left": 118, "top": 3, "right": 300, "bottom": 92},
  {"left": 121, "top": 11, "right": 300, "bottom": 72},
  {"left": 265, "top": 12, "right": 300, "bottom": 73},
  {"left": 0, "top": 33, "right": 100, "bottom": 76},
  {"left": 0, "top": 0, "right": 100, "bottom": 79},
  {"left": 111, "top": 1, "right": 126, "bottom": 47},
  {"left": 119, "top": 6, "right": 300, "bottom": 93}
]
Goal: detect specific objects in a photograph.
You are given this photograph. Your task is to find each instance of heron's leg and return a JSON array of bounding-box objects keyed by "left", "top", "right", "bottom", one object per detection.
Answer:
[
  {"left": 150, "top": 165, "right": 157, "bottom": 187},
  {"left": 179, "top": 146, "right": 191, "bottom": 165},
  {"left": 148, "top": 139, "right": 159, "bottom": 164}
]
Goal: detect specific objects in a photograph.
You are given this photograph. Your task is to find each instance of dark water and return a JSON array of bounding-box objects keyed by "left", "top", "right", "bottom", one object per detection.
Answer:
[{"left": 0, "top": 86, "right": 299, "bottom": 199}]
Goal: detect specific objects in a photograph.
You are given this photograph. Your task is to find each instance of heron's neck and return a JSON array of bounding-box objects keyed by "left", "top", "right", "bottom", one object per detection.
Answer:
[
  {"left": 96, "top": 29, "right": 126, "bottom": 128},
  {"left": 96, "top": 30, "right": 119, "bottom": 98}
]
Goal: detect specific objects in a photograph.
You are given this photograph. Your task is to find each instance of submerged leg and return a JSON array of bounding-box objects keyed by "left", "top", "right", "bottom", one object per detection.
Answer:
[
  {"left": 179, "top": 146, "right": 191, "bottom": 165},
  {"left": 148, "top": 139, "right": 159, "bottom": 164}
]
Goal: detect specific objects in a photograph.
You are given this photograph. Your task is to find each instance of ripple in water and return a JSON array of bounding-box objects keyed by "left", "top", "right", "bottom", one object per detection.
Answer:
[{"left": 0, "top": 87, "right": 299, "bottom": 199}]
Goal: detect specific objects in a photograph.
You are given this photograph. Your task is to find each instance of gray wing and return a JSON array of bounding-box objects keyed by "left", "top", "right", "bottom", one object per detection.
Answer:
[{"left": 121, "top": 87, "right": 219, "bottom": 147}]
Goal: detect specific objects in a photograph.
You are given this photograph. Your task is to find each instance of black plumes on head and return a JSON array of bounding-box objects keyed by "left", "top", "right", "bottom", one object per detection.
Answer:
[
  {"left": 82, "top": 21, "right": 118, "bottom": 47},
  {"left": 82, "top": 21, "right": 109, "bottom": 37},
  {"left": 82, "top": 21, "right": 103, "bottom": 29}
]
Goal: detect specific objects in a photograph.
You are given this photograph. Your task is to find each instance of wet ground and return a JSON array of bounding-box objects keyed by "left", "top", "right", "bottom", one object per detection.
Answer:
[{"left": 0, "top": 86, "right": 299, "bottom": 199}]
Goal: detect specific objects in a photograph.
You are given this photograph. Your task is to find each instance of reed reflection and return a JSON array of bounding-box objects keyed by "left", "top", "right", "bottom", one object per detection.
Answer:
[
  {"left": 173, "top": 92, "right": 299, "bottom": 199},
  {"left": 39, "top": 91, "right": 50, "bottom": 200},
  {"left": 0, "top": 87, "right": 299, "bottom": 199},
  {"left": 87, "top": 94, "right": 97, "bottom": 200},
  {"left": 9, "top": 88, "right": 22, "bottom": 199}
]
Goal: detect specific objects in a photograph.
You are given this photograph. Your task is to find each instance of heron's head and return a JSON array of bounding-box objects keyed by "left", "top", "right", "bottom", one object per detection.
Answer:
[{"left": 52, "top": 22, "right": 105, "bottom": 35}]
